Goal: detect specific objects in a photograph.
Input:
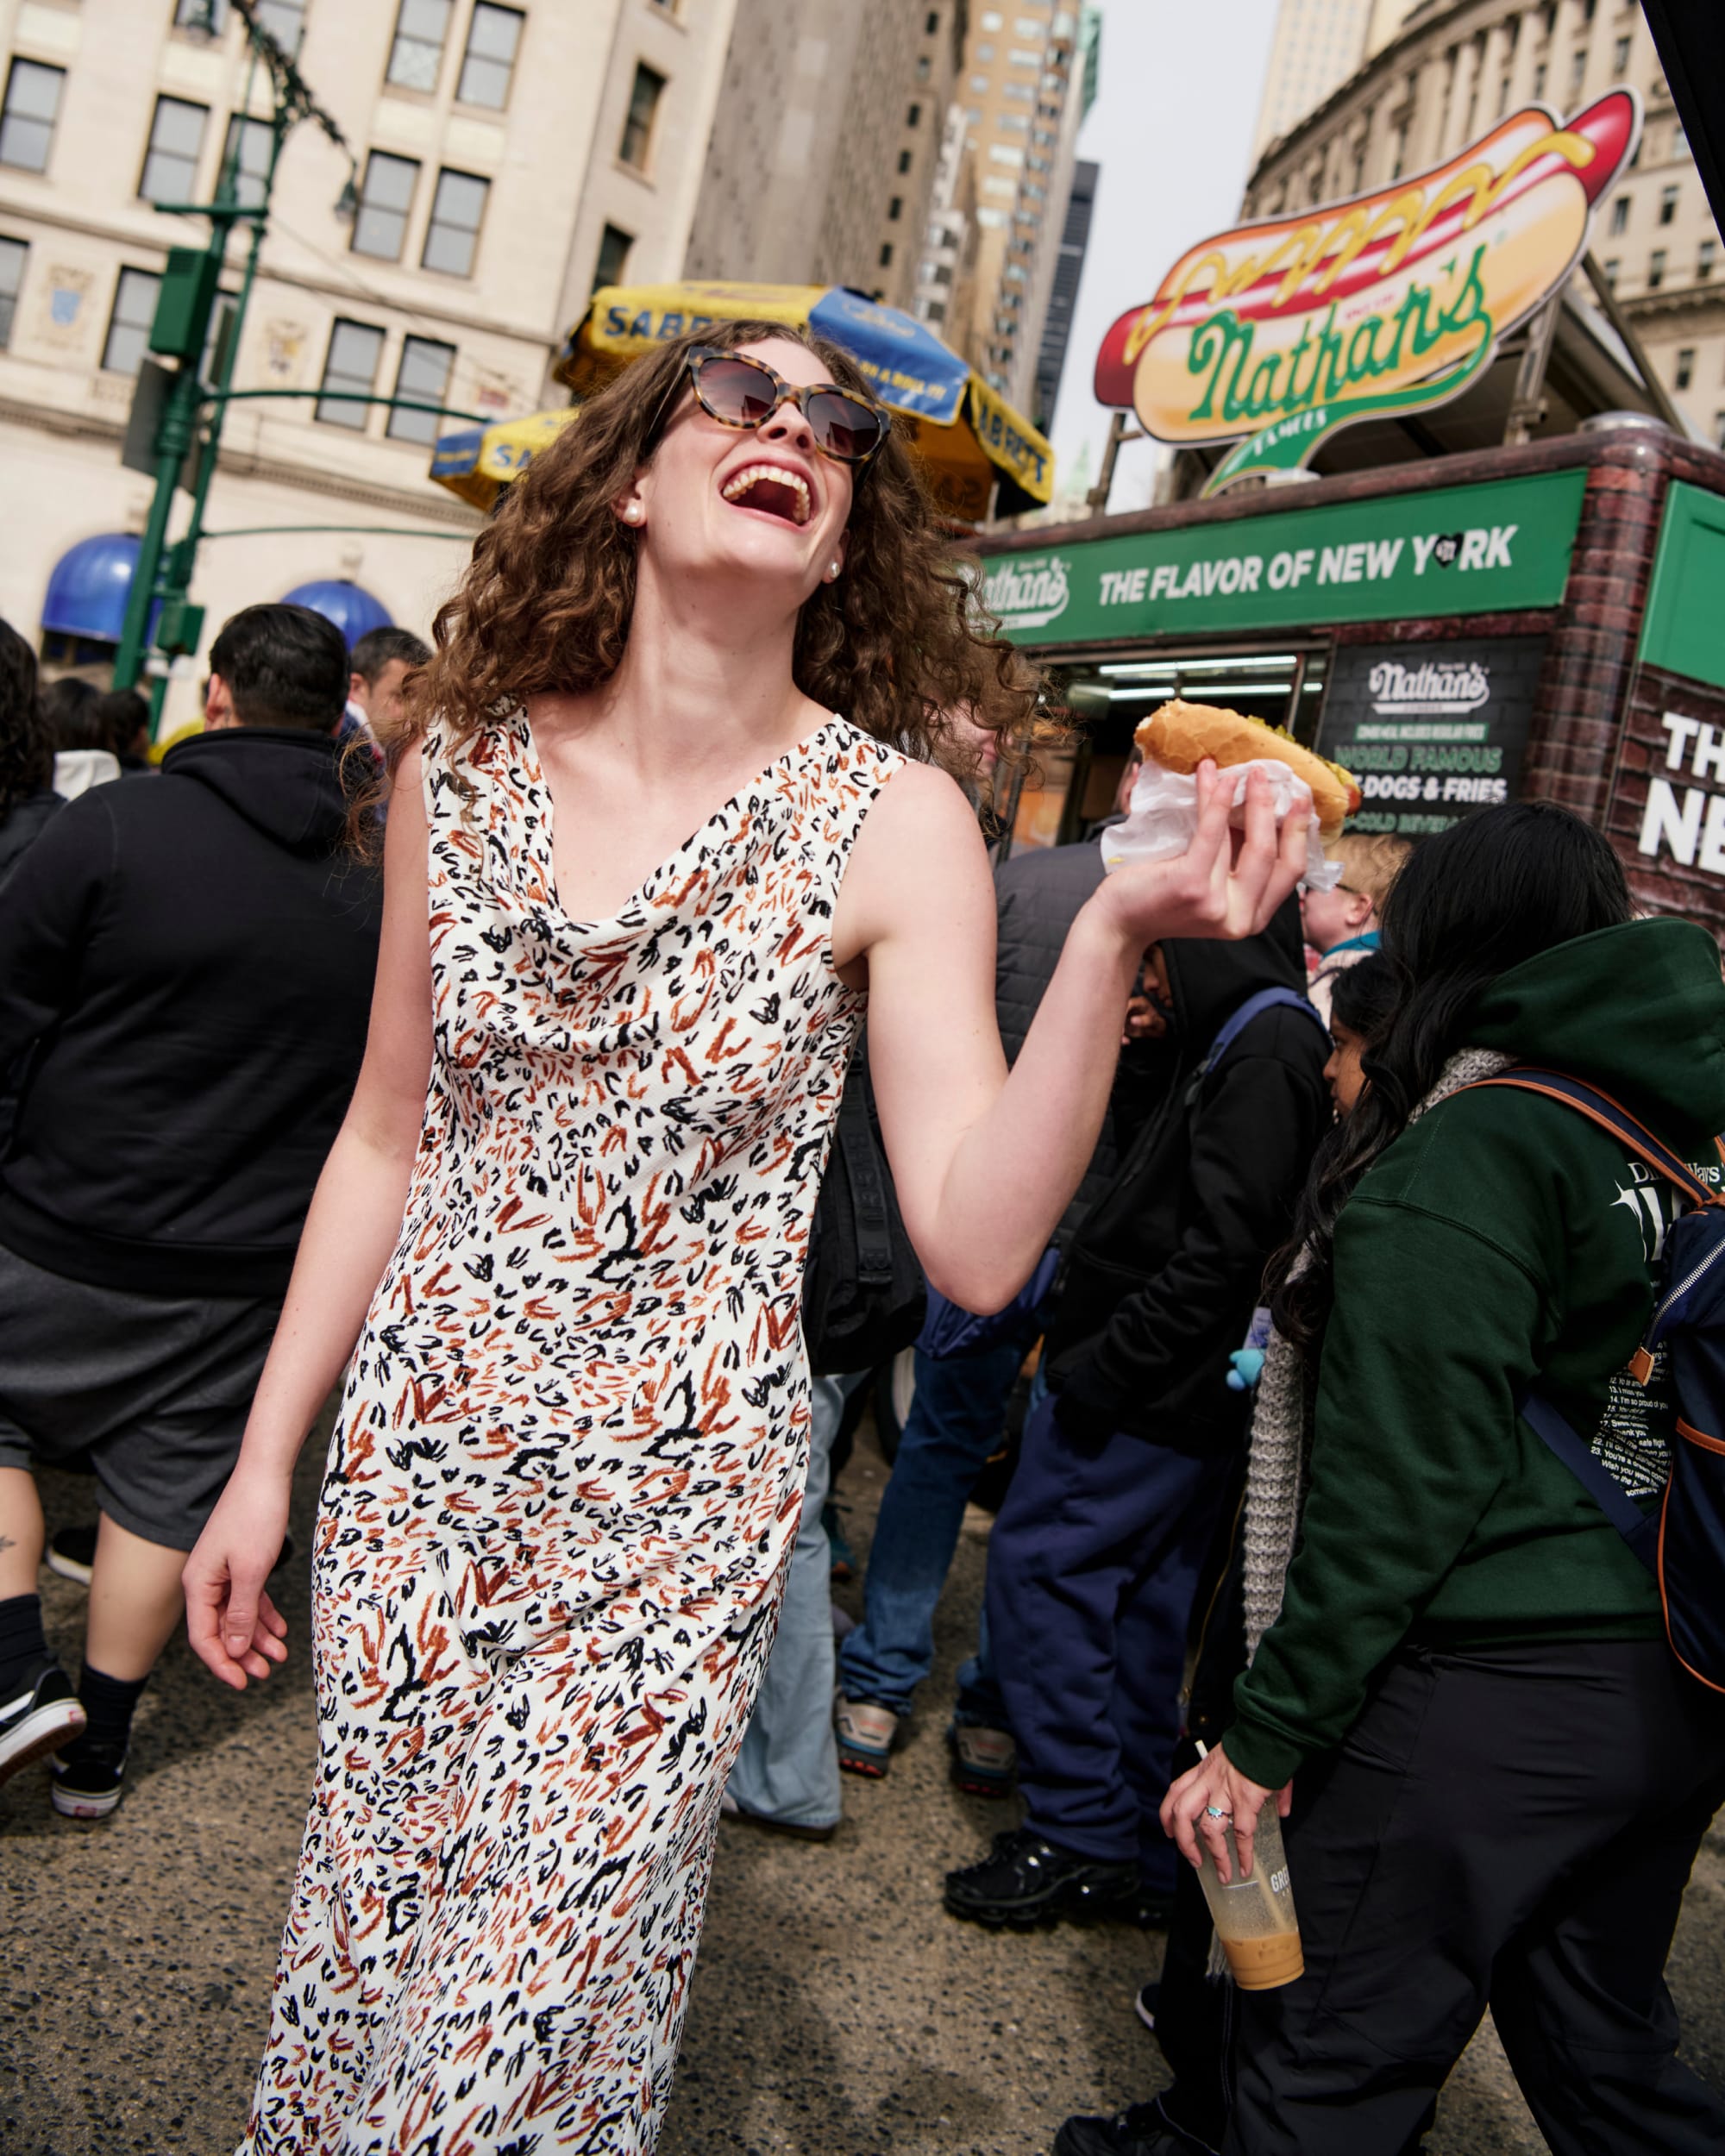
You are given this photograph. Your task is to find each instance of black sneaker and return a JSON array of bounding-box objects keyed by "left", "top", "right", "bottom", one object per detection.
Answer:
[
  {"left": 944, "top": 1827, "right": 1146, "bottom": 1930},
  {"left": 47, "top": 1522, "right": 294, "bottom": 1589},
  {"left": 46, "top": 1524, "right": 97, "bottom": 1586},
  {"left": 50, "top": 1738, "right": 128, "bottom": 1821},
  {"left": 0, "top": 1662, "right": 86, "bottom": 1788},
  {"left": 1054, "top": 2102, "right": 1196, "bottom": 2156}
]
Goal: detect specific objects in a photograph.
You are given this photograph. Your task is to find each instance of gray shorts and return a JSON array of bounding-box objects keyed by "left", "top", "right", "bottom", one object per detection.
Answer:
[{"left": 0, "top": 1240, "right": 281, "bottom": 1551}]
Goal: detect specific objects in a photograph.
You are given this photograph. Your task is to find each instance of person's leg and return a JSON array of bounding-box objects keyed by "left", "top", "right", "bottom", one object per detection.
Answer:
[
  {"left": 1489, "top": 1663, "right": 1725, "bottom": 2154},
  {"left": 0, "top": 1464, "right": 86, "bottom": 1779},
  {"left": 1111, "top": 1455, "right": 1232, "bottom": 1899},
  {"left": 0, "top": 1467, "right": 45, "bottom": 1601},
  {"left": 838, "top": 1339, "right": 1024, "bottom": 1714},
  {"left": 1228, "top": 1641, "right": 1725, "bottom": 2156},
  {"left": 726, "top": 1369, "right": 867, "bottom": 1831},
  {"left": 83, "top": 1512, "right": 187, "bottom": 1682},
  {"left": 989, "top": 1401, "right": 1220, "bottom": 1864}
]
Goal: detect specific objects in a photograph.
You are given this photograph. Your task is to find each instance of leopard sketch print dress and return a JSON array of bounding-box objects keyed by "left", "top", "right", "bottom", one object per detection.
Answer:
[{"left": 241, "top": 711, "right": 904, "bottom": 2155}]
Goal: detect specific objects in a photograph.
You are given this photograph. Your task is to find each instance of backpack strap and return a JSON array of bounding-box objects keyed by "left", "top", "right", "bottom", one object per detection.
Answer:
[
  {"left": 1202, "top": 986, "right": 1328, "bottom": 1075},
  {"left": 1517, "top": 1392, "right": 1660, "bottom": 1574},
  {"left": 1465, "top": 1068, "right": 1721, "bottom": 1213},
  {"left": 835, "top": 1063, "right": 896, "bottom": 1288}
]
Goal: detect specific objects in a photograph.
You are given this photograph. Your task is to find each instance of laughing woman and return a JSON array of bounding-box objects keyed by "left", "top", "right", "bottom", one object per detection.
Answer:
[{"left": 183, "top": 323, "right": 1307, "bottom": 2156}]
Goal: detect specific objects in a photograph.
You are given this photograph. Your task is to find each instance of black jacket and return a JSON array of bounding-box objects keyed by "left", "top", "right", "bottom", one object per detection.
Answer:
[
  {"left": 994, "top": 838, "right": 1120, "bottom": 1243},
  {"left": 0, "top": 728, "right": 382, "bottom": 1297},
  {"left": 1042, "top": 901, "right": 1329, "bottom": 1448}
]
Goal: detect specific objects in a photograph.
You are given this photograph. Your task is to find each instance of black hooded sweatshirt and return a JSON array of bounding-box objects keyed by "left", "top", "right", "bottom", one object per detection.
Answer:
[
  {"left": 1042, "top": 900, "right": 1330, "bottom": 1449},
  {"left": 0, "top": 728, "right": 382, "bottom": 1297}
]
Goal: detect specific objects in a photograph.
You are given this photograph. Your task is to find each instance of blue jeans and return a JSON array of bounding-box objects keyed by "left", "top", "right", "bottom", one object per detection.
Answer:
[
  {"left": 837, "top": 1339, "right": 1026, "bottom": 1716},
  {"left": 727, "top": 1369, "right": 869, "bottom": 1829},
  {"left": 986, "top": 1391, "right": 1231, "bottom": 1893}
]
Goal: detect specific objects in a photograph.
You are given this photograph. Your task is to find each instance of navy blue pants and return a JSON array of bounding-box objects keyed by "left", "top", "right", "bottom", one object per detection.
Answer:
[{"left": 986, "top": 1391, "right": 1231, "bottom": 1894}]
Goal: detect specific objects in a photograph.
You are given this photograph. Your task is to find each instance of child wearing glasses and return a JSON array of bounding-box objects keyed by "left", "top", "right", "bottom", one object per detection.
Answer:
[
  {"left": 179, "top": 321, "right": 1308, "bottom": 2156},
  {"left": 1302, "top": 830, "right": 1410, "bottom": 1024}
]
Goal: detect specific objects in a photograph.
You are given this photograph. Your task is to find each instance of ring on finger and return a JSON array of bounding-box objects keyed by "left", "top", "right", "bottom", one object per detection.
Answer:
[{"left": 1203, "top": 1803, "right": 1233, "bottom": 1820}]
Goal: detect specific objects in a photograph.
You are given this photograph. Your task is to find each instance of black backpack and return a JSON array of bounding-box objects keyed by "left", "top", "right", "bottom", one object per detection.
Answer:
[{"left": 803, "top": 1036, "right": 926, "bottom": 1376}]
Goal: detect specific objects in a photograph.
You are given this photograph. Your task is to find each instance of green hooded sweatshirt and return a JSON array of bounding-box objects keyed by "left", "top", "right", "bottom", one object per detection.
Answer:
[{"left": 1227, "top": 917, "right": 1725, "bottom": 1792}]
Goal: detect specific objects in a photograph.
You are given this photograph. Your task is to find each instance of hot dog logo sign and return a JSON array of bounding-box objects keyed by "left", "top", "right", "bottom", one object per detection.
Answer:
[{"left": 1095, "top": 91, "right": 1640, "bottom": 495}]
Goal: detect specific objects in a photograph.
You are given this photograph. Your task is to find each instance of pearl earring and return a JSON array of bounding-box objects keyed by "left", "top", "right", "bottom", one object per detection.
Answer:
[
  {"left": 623, "top": 503, "right": 643, "bottom": 524},
  {"left": 827, "top": 560, "right": 842, "bottom": 581}
]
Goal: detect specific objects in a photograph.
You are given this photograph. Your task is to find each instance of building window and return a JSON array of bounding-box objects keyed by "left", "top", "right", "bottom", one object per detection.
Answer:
[
  {"left": 1716, "top": 413, "right": 1725, "bottom": 451},
  {"left": 888, "top": 196, "right": 902, "bottom": 221},
  {"left": 916, "top": 53, "right": 931, "bottom": 81},
  {"left": 458, "top": 4, "right": 523, "bottom": 108},
  {"left": 1700, "top": 238, "right": 1717, "bottom": 280},
  {"left": 0, "top": 59, "right": 65, "bottom": 173},
  {"left": 0, "top": 235, "right": 26, "bottom": 348},
  {"left": 1612, "top": 35, "right": 1630, "bottom": 78},
  {"left": 1610, "top": 195, "right": 1629, "bottom": 235},
  {"left": 141, "top": 97, "right": 209, "bottom": 205},
  {"left": 975, "top": 43, "right": 994, "bottom": 61},
  {"left": 219, "top": 114, "right": 273, "bottom": 209},
  {"left": 1649, "top": 248, "right": 1666, "bottom": 290},
  {"left": 925, "top": 9, "right": 939, "bottom": 30},
  {"left": 386, "top": 333, "right": 455, "bottom": 443},
  {"left": 1602, "top": 256, "right": 1619, "bottom": 291},
  {"left": 255, "top": 0, "right": 307, "bottom": 52},
  {"left": 907, "top": 102, "right": 922, "bottom": 126},
  {"left": 352, "top": 151, "right": 418, "bottom": 260},
  {"left": 175, "top": 0, "right": 231, "bottom": 28},
  {"left": 102, "top": 266, "right": 161, "bottom": 376},
  {"left": 1660, "top": 185, "right": 1678, "bottom": 225},
  {"left": 592, "top": 220, "right": 631, "bottom": 294},
  {"left": 1568, "top": 48, "right": 1585, "bottom": 97},
  {"left": 316, "top": 317, "right": 385, "bottom": 427},
  {"left": 879, "top": 242, "right": 894, "bottom": 267},
  {"left": 619, "top": 64, "right": 665, "bottom": 169},
  {"left": 386, "top": 0, "right": 452, "bottom": 93},
  {"left": 1673, "top": 124, "right": 1689, "bottom": 162},
  {"left": 1675, "top": 348, "right": 1695, "bottom": 391},
  {"left": 897, "top": 147, "right": 913, "bottom": 173},
  {"left": 1533, "top": 60, "right": 1546, "bottom": 98},
  {"left": 423, "top": 168, "right": 487, "bottom": 276}
]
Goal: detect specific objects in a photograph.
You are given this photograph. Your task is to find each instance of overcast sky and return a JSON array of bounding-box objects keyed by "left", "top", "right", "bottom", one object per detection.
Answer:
[{"left": 1048, "top": 0, "right": 1283, "bottom": 509}]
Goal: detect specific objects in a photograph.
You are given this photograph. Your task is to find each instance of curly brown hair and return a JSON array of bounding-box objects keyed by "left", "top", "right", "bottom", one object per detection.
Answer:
[{"left": 402, "top": 320, "right": 1039, "bottom": 785}]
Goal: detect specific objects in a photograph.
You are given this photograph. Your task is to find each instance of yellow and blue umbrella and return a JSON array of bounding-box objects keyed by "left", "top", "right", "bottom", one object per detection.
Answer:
[
  {"left": 429, "top": 404, "right": 582, "bottom": 512},
  {"left": 557, "top": 281, "right": 1054, "bottom": 522}
]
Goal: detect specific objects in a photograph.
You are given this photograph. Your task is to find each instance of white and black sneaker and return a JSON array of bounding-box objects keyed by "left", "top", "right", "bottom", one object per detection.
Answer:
[
  {"left": 0, "top": 1662, "right": 87, "bottom": 1788},
  {"left": 50, "top": 1739, "right": 128, "bottom": 1821},
  {"left": 46, "top": 1524, "right": 97, "bottom": 1587}
]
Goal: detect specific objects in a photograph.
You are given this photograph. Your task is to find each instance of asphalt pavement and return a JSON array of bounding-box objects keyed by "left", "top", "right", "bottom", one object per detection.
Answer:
[{"left": 2, "top": 1411, "right": 1721, "bottom": 2155}]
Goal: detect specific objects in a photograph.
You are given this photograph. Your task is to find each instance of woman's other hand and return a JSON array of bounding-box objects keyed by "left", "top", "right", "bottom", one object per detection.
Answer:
[
  {"left": 183, "top": 1471, "right": 292, "bottom": 1690},
  {"left": 1095, "top": 761, "right": 1308, "bottom": 954},
  {"left": 1162, "top": 1741, "right": 1290, "bottom": 1883}
]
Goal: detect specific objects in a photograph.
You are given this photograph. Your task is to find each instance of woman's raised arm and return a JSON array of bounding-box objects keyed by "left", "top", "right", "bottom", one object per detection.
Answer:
[
  {"left": 182, "top": 748, "right": 436, "bottom": 1689},
  {"left": 845, "top": 758, "right": 1307, "bottom": 1315}
]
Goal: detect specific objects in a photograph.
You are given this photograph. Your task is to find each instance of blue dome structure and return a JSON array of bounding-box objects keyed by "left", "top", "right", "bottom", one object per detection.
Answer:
[
  {"left": 41, "top": 533, "right": 144, "bottom": 643},
  {"left": 281, "top": 579, "right": 393, "bottom": 649}
]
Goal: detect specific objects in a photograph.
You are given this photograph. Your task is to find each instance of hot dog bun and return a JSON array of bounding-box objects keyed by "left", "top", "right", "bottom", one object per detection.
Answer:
[{"left": 1134, "top": 699, "right": 1360, "bottom": 840}]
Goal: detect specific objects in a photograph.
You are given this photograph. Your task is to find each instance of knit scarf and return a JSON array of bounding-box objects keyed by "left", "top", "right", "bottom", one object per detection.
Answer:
[{"left": 1240, "top": 1047, "right": 1512, "bottom": 1663}]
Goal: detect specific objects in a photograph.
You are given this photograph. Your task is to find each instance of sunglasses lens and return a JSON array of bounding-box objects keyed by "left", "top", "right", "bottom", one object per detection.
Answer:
[
  {"left": 695, "top": 355, "right": 779, "bottom": 425},
  {"left": 806, "top": 388, "right": 884, "bottom": 461}
]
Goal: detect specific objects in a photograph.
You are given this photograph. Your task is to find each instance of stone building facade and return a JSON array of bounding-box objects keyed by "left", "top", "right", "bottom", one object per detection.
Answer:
[
  {"left": 681, "top": 0, "right": 963, "bottom": 315},
  {"left": 1242, "top": 0, "right": 1723, "bottom": 448},
  {"left": 0, "top": 0, "right": 735, "bottom": 722}
]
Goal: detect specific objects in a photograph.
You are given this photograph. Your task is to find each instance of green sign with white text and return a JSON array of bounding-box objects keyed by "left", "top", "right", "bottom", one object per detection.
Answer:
[
  {"left": 1637, "top": 481, "right": 1725, "bottom": 694},
  {"left": 979, "top": 468, "right": 1586, "bottom": 647}
]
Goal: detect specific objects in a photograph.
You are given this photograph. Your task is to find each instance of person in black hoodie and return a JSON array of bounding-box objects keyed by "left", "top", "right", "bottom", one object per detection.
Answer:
[
  {"left": 0, "top": 617, "right": 61, "bottom": 890},
  {"left": 944, "top": 901, "right": 1329, "bottom": 1927},
  {"left": 0, "top": 603, "right": 383, "bottom": 1820}
]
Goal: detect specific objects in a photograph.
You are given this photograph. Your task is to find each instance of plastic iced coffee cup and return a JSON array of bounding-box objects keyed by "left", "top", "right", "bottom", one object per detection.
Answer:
[{"left": 1195, "top": 1803, "right": 1303, "bottom": 1990}]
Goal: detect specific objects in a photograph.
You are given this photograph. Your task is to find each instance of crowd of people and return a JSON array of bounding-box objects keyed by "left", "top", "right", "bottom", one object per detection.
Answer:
[{"left": 0, "top": 316, "right": 1719, "bottom": 2156}]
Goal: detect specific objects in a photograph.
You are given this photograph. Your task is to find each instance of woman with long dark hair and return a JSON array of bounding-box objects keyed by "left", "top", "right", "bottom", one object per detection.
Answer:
[
  {"left": 180, "top": 323, "right": 1307, "bottom": 2154},
  {"left": 0, "top": 619, "right": 60, "bottom": 887},
  {"left": 1164, "top": 801, "right": 1725, "bottom": 2154}
]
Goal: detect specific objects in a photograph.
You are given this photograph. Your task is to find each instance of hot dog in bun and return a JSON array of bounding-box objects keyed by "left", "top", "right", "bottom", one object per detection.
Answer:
[{"left": 1134, "top": 699, "right": 1361, "bottom": 842}]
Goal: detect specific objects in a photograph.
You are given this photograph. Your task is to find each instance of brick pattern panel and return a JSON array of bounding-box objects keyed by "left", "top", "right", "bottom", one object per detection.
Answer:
[{"left": 1604, "top": 663, "right": 1725, "bottom": 941}]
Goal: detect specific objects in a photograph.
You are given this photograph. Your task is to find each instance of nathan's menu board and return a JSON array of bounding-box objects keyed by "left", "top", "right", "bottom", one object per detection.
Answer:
[{"left": 1317, "top": 636, "right": 1544, "bottom": 839}]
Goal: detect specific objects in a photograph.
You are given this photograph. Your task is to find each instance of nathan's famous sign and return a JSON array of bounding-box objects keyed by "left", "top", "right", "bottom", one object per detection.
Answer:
[{"left": 1095, "top": 91, "right": 1639, "bottom": 496}]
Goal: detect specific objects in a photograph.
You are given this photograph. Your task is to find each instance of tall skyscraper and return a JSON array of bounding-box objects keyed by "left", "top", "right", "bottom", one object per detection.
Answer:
[
  {"left": 681, "top": 0, "right": 963, "bottom": 314},
  {"left": 1032, "top": 154, "right": 1095, "bottom": 428}
]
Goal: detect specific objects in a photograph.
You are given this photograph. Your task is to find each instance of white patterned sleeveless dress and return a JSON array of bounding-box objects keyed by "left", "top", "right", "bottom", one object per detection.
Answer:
[{"left": 240, "top": 711, "right": 904, "bottom": 2155}]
